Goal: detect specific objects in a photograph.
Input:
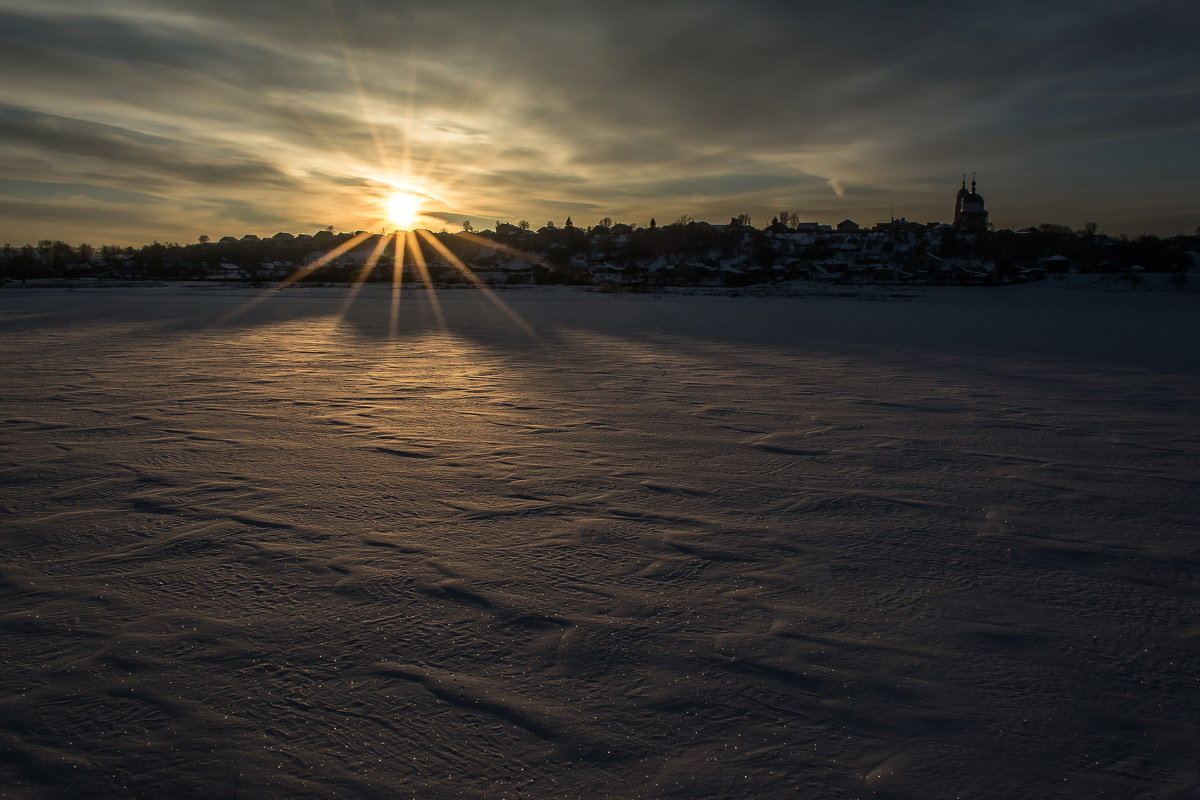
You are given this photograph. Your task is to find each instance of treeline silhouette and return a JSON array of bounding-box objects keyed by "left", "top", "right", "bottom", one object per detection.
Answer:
[{"left": 1, "top": 218, "right": 1195, "bottom": 288}]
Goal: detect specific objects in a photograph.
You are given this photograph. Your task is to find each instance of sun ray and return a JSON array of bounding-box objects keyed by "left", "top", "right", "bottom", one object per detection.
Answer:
[
  {"left": 328, "top": 5, "right": 391, "bottom": 175},
  {"left": 411, "top": 119, "right": 528, "bottom": 203},
  {"left": 456, "top": 229, "right": 582, "bottom": 293},
  {"left": 412, "top": 30, "right": 513, "bottom": 187},
  {"left": 416, "top": 229, "right": 536, "bottom": 337},
  {"left": 207, "top": 13, "right": 545, "bottom": 340},
  {"left": 216, "top": 231, "right": 375, "bottom": 326},
  {"left": 404, "top": 229, "right": 446, "bottom": 330},
  {"left": 389, "top": 230, "right": 406, "bottom": 339},
  {"left": 456, "top": 230, "right": 551, "bottom": 266},
  {"left": 278, "top": 231, "right": 375, "bottom": 287},
  {"left": 416, "top": 143, "right": 506, "bottom": 200},
  {"left": 339, "top": 233, "right": 394, "bottom": 319},
  {"left": 400, "top": 25, "right": 418, "bottom": 182},
  {"left": 281, "top": 104, "right": 367, "bottom": 177}
]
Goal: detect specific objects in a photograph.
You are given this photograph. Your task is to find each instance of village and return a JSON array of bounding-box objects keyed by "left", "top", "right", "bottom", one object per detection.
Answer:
[{"left": 3, "top": 182, "right": 1197, "bottom": 288}]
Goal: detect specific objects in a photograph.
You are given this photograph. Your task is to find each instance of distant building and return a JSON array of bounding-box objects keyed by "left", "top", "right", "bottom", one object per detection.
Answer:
[
  {"left": 954, "top": 176, "right": 989, "bottom": 232},
  {"left": 836, "top": 219, "right": 861, "bottom": 233},
  {"left": 874, "top": 218, "right": 925, "bottom": 233},
  {"left": 1041, "top": 254, "right": 1070, "bottom": 273}
]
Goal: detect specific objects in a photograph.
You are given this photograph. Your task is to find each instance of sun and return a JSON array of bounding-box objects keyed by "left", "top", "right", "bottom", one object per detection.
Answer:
[{"left": 385, "top": 191, "right": 422, "bottom": 230}]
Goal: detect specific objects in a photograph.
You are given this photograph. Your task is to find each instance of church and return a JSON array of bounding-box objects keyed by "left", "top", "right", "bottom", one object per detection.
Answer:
[{"left": 954, "top": 175, "right": 989, "bottom": 232}]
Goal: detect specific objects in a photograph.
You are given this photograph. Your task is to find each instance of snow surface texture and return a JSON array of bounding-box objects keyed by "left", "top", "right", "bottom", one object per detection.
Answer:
[{"left": 1, "top": 284, "right": 1198, "bottom": 799}]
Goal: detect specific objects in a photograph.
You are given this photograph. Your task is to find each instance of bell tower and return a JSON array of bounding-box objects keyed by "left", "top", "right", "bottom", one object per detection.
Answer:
[
  {"left": 953, "top": 174, "right": 969, "bottom": 222},
  {"left": 953, "top": 173, "right": 989, "bottom": 232}
]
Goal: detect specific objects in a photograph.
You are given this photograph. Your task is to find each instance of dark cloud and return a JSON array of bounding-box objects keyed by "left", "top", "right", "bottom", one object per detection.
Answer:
[
  {"left": 0, "top": 0, "right": 1196, "bottom": 243},
  {"left": 0, "top": 177, "right": 159, "bottom": 205},
  {"left": 0, "top": 106, "right": 294, "bottom": 189}
]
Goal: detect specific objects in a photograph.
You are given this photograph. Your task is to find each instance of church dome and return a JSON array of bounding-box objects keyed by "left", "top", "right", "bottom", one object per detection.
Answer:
[{"left": 953, "top": 176, "right": 989, "bottom": 232}]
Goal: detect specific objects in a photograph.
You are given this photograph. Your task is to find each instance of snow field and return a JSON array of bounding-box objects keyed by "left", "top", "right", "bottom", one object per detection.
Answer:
[{"left": 1, "top": 284, "right": 1198, "bottom": 798}]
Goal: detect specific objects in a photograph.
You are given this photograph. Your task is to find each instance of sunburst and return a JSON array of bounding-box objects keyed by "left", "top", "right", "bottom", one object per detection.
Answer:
[
  {"left": 385, "top": 192, "right": 422, "bottom": 231},
  {"left": 217, "top": 16, "right": 553, "bottom": 340}
]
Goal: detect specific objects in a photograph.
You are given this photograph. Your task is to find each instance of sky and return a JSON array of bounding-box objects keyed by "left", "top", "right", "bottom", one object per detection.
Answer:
[{"left": 1, "top": 0, "right": 1198, "bottom": 245}]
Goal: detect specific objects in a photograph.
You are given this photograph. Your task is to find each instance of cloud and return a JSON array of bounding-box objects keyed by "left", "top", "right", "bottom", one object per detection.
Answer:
[
  {"left": 0, "top": 107, "right": 290, "bottom": 186},
  {"left": 0, "top": 0, "right": 1196, "bottom": 242}
]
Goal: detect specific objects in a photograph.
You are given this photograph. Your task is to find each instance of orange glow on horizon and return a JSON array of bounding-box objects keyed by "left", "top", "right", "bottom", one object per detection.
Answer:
[{"left": 212, "top": 33, "right": 542, "bottom": 340}]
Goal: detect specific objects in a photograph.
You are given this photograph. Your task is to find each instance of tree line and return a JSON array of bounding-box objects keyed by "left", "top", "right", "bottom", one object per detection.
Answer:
[{"left": 1, "top": 219, "right": 1196, "bottom": 286}]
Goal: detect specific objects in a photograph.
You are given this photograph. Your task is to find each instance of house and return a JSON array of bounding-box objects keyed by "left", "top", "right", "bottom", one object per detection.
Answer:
[
  {"left": 836, "top": 219, "right": 861, "bottom": 233},
  {"left": 811, "top": 259, "right": 849, "bottom": 279},
  {"left": 908, "top": 252, "right": 945, "bottom": 277},
  {"left": 212, "top": 263, "right": 243, "bottom": 279},
  {"left": 947, "top": 264, "right": 990, "bottom": 284},
  {"left": 1041, "top": 255, "right": 1070, "bottom": 273},
  {"left": 874, "top": 218, "right": 925, "bottom": 233}
]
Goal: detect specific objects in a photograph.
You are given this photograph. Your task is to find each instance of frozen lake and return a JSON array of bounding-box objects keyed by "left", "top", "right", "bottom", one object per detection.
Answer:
[{"left": 2, "top": 283, "right": 1198, "bottom": 798}]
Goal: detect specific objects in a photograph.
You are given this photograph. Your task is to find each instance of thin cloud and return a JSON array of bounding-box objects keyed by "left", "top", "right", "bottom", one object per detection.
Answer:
[{"left": 0, "top": 0, "right": 1196, "bottom": 243}]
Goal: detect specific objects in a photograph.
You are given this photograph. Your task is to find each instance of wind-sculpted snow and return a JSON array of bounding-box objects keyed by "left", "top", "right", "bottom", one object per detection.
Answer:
[{"left": 1, "top": 284, "right": 1198, "bottom": 799}]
